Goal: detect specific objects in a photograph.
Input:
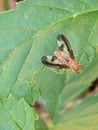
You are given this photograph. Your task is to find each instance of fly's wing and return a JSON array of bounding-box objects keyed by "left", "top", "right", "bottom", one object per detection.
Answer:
[
  {"left": 41, "top": 56, "right": 68, "bottom": 69},
  {"left": 57, "top": 34, "right": 75, "bottom": 60}
]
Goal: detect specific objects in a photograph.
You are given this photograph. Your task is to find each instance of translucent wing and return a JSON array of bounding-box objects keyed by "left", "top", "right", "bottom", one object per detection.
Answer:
[
  {"left": 41, "top": 56, "right": 68, "bottom": 69},
  {"left": 57, "top": 34, "right": 75, "bottom": 60}
]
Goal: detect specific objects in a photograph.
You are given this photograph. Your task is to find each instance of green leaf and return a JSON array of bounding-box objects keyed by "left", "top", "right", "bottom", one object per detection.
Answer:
[
  {"left": 0, "top": 0, "right": 98, "bottom": 99},
  {"left": 35, "top": 119, "right": 48, "bottom": 130},
  {"left": 35, "top": 70, "right": 66, "bottom": 120},
  {"left": 0, "top": 95, "right": 38, "bottom": 130},
  {"left": 49, "top": 95, "right": 98, "bottom": 130},
  {"left": 0, "top": 0, "right": 98, "bottom": 130}
]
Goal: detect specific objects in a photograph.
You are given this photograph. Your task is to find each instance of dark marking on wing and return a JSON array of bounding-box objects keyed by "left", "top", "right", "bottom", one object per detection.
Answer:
[
  {"left": 41, "top": 56, "right": 68, "bottom": 69},
  {"left": 57, "top": 34, "right": 75, "bottom": 60}
]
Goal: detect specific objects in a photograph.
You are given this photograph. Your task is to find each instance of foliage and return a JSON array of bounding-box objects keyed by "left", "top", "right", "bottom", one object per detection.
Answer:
[{"left": 0, "top": 0, "right": 98, "bottom": 130}]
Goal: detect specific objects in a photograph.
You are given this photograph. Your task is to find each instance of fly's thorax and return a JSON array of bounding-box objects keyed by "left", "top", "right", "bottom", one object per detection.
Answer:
[
  {"left": 54, "top": 51, "right": 69, "bottom": 60},
  {"left": 54, "top": 51, "right": 63, "bottom": 58},
  {"left": 54, "top": 51, "right": 69, "bottom": 64},
  {"left": 67, "top": 59, "right": 82, "bottom": 73}
]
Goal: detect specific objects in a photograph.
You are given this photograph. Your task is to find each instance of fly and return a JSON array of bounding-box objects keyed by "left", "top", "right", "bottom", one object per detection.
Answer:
[{"left": 41, "top": 34, "right": 82, "bottom": 73}]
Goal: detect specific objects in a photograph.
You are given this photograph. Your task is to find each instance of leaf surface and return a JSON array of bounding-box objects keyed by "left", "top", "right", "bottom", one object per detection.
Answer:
[{"left": 0, "top": 0, "right": 98, "bottom": 130}]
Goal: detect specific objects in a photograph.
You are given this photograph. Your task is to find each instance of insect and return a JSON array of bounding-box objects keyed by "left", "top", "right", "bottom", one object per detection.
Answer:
[{"left": 41, "top": 34, "right": 82, "bottom": 73}]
